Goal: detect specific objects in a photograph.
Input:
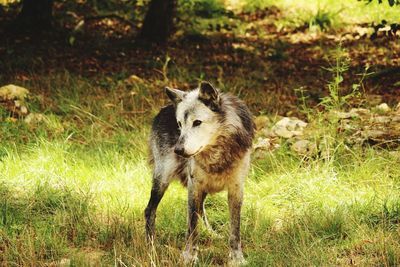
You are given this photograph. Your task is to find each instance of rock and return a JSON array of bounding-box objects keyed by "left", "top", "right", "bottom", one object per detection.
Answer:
[
  {"left": 13, "top": 100, "right": 29, "bottom": 115},
  {"left": 339, "top": 120, "right": 357, "bottom": 131},
  {"left": 0, "top": 85, "right": 30, "bottom": 117},
  {"left": 291, "top": 140, "right": 317, "bottom": 155},
  {"left": 260, "top": 103, "right": 400, "bottom": 151},
  {"left": 253, "top": 137, "right": 282, "bottom": 159},
  {"left": 272, "top": 117, "right": 307, "bottom": 138},
  {"left": 333, "top": 111, "right": 359, "bottom": 119},
  {"left": 0, "top": 84, "right": 29, "bottom": 100},
  {"left": 287, "top": 118, "right": 307, "bottom": 130},
  {"left": 395, "top": 102, "right": 400, "bottom": 113},
  {"left": 375, "top": 103, "right": 391, "bottom": 113},
  {"left": 14, "top": 100, "right": 21, "bottom": 108},
  {"left": 20, "top": 105, "right": 28, "bottom": 114},
  {"left": 273, "top": 126, "right": 295, "bottom": 138},
  {"left": 365, "top": 94, "right": 383, "bottom": 106},
  {"left": 392, "top": 115, "right": 400, "bottom": 122},
  {"left": 291, "top": 130, "right": 304, "bottom": 136},
  {"left": 254, "top": 115, "right": 270, "bottom": 130},
  {"left": 372, "top": 116, "right": 391, "bottom": 124},
  {"left": 253, "top": 137, "right": 272, "bottom": 159},
  {"left": 254, "top": 137, "right": 272, "bottom": 151},
  {"left": 349, "top": 108, "right": 370, "bottom": 117},
  {"left": 24, "top": 113, "right": 46, "bottom": 125},
  {"left": 260, "top": 127, "right": 275, "bottom": 137},
  {"left": 362, "top": 129, "right": 387, "bottom": 139}
]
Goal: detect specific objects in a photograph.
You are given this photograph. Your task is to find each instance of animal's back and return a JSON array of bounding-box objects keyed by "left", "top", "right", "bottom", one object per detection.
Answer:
[{"left": 149, "top": 104, "right": 179, "bottom": 163}]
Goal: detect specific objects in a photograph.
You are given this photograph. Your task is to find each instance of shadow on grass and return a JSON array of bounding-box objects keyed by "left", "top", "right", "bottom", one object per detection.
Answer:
[{"left": 1, "top": 180, "right": 400, "bottom": 266}]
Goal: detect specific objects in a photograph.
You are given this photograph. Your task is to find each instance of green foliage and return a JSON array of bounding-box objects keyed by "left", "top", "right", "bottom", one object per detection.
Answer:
[
  {"left": 320, "top": 47, "right": 362, "bottom": 110},
  {"left": 240, "top": 0, "right": 275, "bottom": 12},
  {"left": 309, "top": 9, "right": 334, "bottom": 30},
  {"left": 179, "top": 0, "right": 228, "bottom": 19},
  {"left": 0, "top": 0, "right": 19, "bottom": 9},
  {"left": 177, "top": 0, "right": 237, "bottom": 38},
  {"left": 362, "top": 0, "right": 400, "bottom": 6},
  {"left": 320, "top": 49, "right": 350, "bottom": 110}
]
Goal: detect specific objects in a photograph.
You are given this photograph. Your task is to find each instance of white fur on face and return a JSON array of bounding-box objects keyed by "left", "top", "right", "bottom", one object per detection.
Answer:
[{"left": 175, "top": 90, "right": 221, "bottom": 156}]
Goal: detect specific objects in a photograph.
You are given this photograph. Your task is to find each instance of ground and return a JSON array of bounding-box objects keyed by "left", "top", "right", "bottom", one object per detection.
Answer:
[{"left": 0, "top": 0, "right": 400, "bottom": 266}]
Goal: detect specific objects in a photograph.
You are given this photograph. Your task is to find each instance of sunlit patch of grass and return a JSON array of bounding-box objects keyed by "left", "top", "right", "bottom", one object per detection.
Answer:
[
  {"left": 2, "top": 131, "right": 400, "bottom": 265},
  {"left": 236, "top": 0, "right": 400, "bottom": 31},
  {"left": 283, "top": 0, "right": 398, "bottom": 23}
]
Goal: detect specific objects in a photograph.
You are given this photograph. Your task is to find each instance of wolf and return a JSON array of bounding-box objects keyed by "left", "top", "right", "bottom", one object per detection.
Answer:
[{"left": 145, "top": 81, "right": 255, "bottom": 265}]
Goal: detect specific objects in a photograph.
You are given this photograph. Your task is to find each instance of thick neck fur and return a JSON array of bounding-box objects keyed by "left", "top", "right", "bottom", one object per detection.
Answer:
[{"left": 194, "top": 94, "right": 254, "bottom": 174}]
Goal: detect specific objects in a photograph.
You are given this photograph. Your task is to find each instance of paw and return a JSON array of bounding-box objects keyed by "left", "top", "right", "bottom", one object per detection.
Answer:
[
  {"left": 228, "top": 249, "right": 247, "bottom": 266},
  {"left": 182, "top": 250, "right": 198, "bottom": 265}
]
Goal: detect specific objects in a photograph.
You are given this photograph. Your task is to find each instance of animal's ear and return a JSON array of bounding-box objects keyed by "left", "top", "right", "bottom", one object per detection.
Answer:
[
  {"left": 165, "top": 87, "right": 185, "bottom": 105},
  {"left": 198, "top": 82, "right": 220, "bottom": 111}
]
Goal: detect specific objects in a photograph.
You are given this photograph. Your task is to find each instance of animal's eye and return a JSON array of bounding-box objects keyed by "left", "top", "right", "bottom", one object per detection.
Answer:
[
  {"left": 192, "top": 120, "right": 202, "bottom": 127},
  {"left": 177, "top": 121, "right": 182, "bottom": 128}
]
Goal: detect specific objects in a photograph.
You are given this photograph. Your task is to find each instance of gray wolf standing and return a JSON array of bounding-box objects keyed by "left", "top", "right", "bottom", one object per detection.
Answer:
[{"left": 145, "top": 82, "right": 255, "bottom": 265}]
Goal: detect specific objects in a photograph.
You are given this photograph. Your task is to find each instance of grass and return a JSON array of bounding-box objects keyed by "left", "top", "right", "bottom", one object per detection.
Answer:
[
  {"left": 214, "top": 0, "right": 400, "bottom": 36},
  {"left": 237, "top": 0, "right": 400, "bottom": 23},
  {"left": 1, "top": 69, "right": 400, "bottom": 266}
]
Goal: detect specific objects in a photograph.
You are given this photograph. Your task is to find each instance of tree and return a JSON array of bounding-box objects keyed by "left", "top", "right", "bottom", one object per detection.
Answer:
[
  {"left": 139, "top": 0, "right": 177, "bottom": 43},
  {"left": 15, "top": 0, "right": 54, "bottom": 32}
]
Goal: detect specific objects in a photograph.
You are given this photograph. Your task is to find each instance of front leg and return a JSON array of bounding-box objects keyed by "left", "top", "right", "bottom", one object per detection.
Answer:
[
  {"left": 228, "top": 184, "right": 246, "bottom": 266},
  {"left": 182, "top": 179, "right": 203, "bottom": 264}
]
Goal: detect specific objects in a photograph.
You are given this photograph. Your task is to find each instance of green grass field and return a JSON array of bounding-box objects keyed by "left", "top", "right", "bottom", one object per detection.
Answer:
[{"left": 1, "top": 70, "right": 400, "bottom": 266}]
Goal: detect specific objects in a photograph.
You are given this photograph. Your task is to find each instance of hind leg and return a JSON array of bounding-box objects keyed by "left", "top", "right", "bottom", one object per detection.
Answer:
[
  {"left": 145, "top": 152, "right": 184, "bottom": 240},
  {"left": 144, "top": 174, "right": 169, "bottom": 240}
]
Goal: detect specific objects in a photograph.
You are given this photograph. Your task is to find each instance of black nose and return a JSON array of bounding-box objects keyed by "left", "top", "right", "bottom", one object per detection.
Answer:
[{"left": 174, "top": 146, "right": 185, "bottom": 156}]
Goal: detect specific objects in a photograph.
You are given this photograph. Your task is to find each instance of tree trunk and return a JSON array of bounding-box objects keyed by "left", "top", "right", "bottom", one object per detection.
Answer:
[
  {"left": 139, "top": 0, "right": 176, "bottom": 43},
  {"left": 15, "top": 0, "right": 54, "bottom": 32}
]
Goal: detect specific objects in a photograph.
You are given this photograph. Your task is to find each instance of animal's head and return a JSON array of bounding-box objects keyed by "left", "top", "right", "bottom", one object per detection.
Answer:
[{"left": 166, "top": 82, "right": 222, "bottom": 158}]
